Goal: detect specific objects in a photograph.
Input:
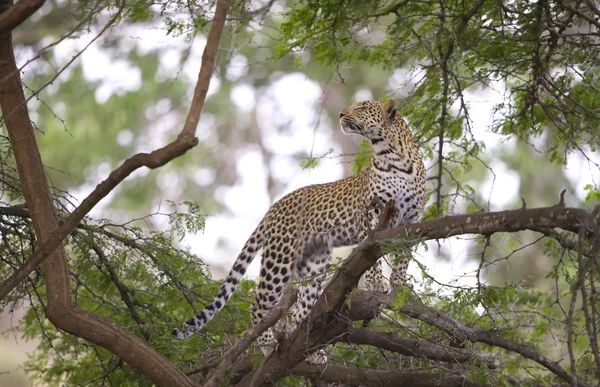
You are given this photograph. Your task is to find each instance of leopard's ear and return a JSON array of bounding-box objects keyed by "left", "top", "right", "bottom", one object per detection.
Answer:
[{"left": 383, "top": 99, "right": 397, "bottom": 123}]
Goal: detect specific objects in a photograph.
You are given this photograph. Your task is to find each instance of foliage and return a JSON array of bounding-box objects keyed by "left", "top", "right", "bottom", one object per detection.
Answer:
[{"left": 352, "top": 139, "right": 372, "bottom": 174}]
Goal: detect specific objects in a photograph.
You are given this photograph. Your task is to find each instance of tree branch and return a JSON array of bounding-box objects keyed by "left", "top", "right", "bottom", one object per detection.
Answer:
[
  {"left": 343, "top": 326, "right": 495, "bottom": 368},
  {"left": 372, "top": 206, "right": 592, "bottom": 242},
  {"left": 86, "top": 234, "right": 150, "bottom": 341},
  {"left": 0, "top": 204, "right": 28, "bottom": 217},
  {"left": 292, "top": 363, "right": 482, "bottom": 387},
  {"left": 0, "top": 0, "right": 45, "bottom": 36},
  {"left": 396, "top": 298, "right": 587, "bottom": 386}
]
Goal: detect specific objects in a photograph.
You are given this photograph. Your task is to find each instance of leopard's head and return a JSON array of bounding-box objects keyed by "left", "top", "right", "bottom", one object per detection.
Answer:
[{"left": 339, "top": 99, "right": 408, "bottom": 146}]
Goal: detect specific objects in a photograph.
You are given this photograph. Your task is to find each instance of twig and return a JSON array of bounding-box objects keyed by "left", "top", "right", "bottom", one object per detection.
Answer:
[
  {"left": 566, "top": 276, "right": 579, "bottom": 386},
  {"left": 86, "top": 235, "right": 150, "bottom": 341},
  {"left": 0, "top": 0, "right": 45, "bottom": 35}
]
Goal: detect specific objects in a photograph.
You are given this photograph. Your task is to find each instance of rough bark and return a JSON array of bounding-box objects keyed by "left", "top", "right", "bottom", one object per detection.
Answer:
[
  {"left": 292, "top": 363, "right": 484, "bottom": 387},
  {"left": 343, "top": 326, "right": 495, "bottom": 367},
  {"left": 0, "top": 0, "right": 44, "bottom": 36},
  {"left": 0, "top": 0, "right": 231, "bottom": 385},
  {"left": 372, "top": 205, "right": 592, "bottom": 242}
]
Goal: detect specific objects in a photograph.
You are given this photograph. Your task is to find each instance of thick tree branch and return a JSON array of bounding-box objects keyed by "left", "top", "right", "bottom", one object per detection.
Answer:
[
  {"left": 292, "top": 363, "right": 482, "bottom": 387},
  {"left": 0, "top": 0, "right": 45, "bottom": 36},
  {"left": 343, "top": 326, "right": 495, "bottom": 368},
  {"left": 0, "top": 204, "right": 28, "bottom": 217},
  {"left": 0, "top": 0, "right": 231, "bottom": 300},
  {"left": 372, "top": 206, "right": 592, "bottom": 242},
  {"left": 0, "top": 0, "right": 231, "bottom": 386}
]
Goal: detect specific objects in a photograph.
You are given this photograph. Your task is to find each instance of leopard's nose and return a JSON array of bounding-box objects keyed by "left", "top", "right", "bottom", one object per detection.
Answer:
[{"left": 339, "top": 111, "right": 345, "bottom": 118}]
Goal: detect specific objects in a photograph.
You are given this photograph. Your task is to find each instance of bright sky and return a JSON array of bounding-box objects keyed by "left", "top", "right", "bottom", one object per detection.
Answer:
[{"left": 15, "top": 12, "right": 600, "bottom": 294}]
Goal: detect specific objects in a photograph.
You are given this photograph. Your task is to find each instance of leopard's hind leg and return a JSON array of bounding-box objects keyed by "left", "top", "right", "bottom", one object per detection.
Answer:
[
  {"left": 390, "top": 247, "right": 413, "bottom": 289},
  {"left": 364, "top": 257, "right": 391, "bottom": 293},
  {"left": 288, "top": 238, "right": 331, "bottom": 364},
  {"left": 251, "top": 236, "right": 297, "bottom": 358}
]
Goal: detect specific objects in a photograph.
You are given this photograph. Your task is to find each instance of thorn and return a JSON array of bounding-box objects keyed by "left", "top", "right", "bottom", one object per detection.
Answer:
[
  {"left": 556, "top": 189, "right": 566, "bottom": 207},
  {"left": 520, "top": 197, "right": 526, "bottom": 209}
]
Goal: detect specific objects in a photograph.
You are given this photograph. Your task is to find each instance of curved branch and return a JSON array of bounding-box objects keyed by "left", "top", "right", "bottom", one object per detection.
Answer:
[
  {"left": 292, "top": 363, "right": 482, "bottom": 387},
  {"left": 343, "top": 326, "right": 495, "bottom": 368},
  {"left": 0, "top": 0, "right": 45, "bottom": 36}
]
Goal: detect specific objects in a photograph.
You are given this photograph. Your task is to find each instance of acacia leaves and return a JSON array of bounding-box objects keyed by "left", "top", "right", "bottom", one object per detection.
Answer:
[{"left": 277, "top": 0, "right": 600, "bottom": 165}]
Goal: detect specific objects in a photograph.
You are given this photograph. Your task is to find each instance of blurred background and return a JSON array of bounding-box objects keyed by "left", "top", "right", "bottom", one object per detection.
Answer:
[{"left": 1, "top": 0, "right": 599, "bottom": 385}]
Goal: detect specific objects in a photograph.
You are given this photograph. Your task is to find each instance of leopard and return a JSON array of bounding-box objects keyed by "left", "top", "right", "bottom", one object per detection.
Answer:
[{"left": 172, "top": 99, "right": 427, "bottom": 364}]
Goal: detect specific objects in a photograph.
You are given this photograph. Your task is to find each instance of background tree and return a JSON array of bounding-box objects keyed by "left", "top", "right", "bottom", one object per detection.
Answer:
[{"left": 1, "top": 0, "right": 599, "bottom": 386}]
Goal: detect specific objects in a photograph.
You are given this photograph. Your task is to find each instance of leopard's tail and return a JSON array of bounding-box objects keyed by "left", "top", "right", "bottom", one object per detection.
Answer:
[{"left": 172, "top": 222, "right": 264, "bottom": 339}]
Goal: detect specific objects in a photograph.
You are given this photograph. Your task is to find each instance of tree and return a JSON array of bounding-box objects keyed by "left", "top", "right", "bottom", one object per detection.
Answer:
[{"left": 1, "top": 0, "right": 599, "bottom": 386}]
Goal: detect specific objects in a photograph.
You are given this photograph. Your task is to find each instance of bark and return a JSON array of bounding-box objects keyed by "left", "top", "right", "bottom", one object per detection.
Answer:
[
  {"left": 372, "top": 205, "right": 592, "bottom": 242},
  {"left": 0, "top": 0, "right": 44, "bottom": 36},
  {"left": 344, "top": 326, "right": 495, "bottom": 367},
  {"left": 292, "top": 363, "right": 484, "bottom": 387},
  {"left": 0, "top": 0, "right": 230, "bottom": 385}
]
